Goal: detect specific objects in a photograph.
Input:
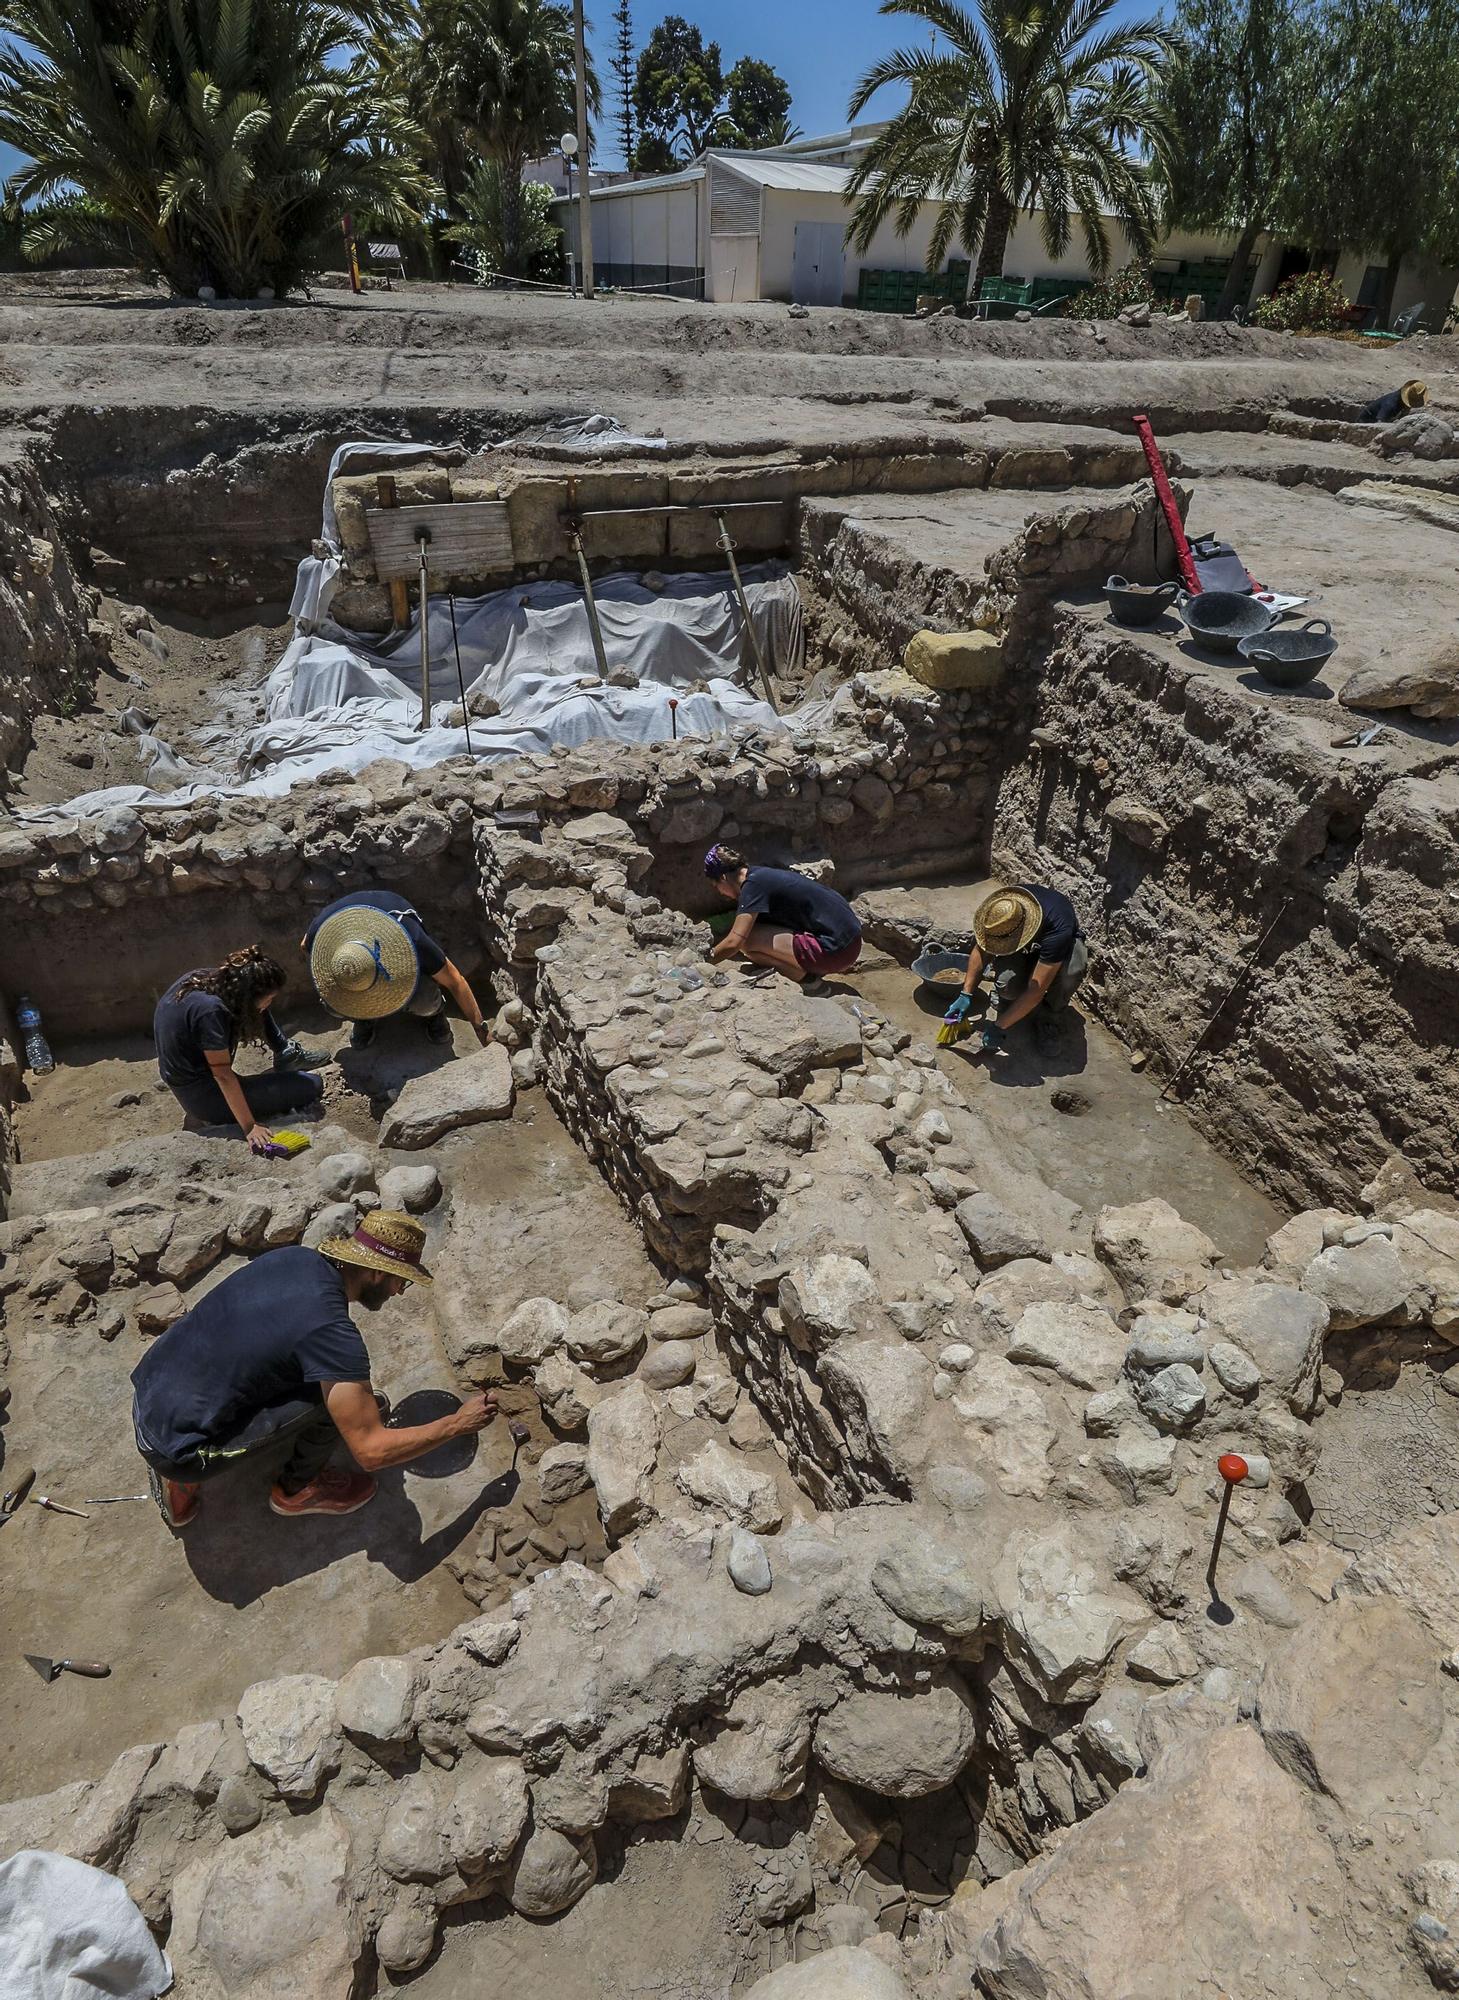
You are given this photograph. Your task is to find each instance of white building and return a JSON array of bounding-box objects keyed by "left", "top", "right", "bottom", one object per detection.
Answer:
[{"left": 555, "top": 124, "right": 1452, "bottom": 325}]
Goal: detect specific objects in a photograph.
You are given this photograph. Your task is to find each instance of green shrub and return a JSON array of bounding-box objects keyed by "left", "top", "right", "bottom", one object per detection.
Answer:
[
  {"left": 1065, "top": 260, "right": 1156, "bottom": 319},
  {"left": 1252, "top": 270, "right": 1351, "bottom": 334}
]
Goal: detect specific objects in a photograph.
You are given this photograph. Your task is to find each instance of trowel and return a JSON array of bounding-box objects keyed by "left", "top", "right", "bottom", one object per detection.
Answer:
[{"left": 24, "top": 1654, "right": 111, "bottom": 1683}]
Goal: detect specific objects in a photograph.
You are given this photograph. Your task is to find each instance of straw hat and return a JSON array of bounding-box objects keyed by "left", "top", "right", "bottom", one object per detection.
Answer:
[
  {"left": 310, "top": 904, "right": 419, "bottom": 1019},
  {"left": 1401, "top": 379, "right": 1428, "bottom": 410},
  {"left": 319, "top": 1210, "right": 433, "bottom": 1286},
  {"left": 973, "top": 887, "right": 1044, "bottom": 955}
]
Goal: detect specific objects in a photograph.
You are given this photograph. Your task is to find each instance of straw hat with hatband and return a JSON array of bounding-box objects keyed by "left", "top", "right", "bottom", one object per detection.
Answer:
[
  {"left": 973, "top": 887, "right": 1045, "bottom": 955},
  {"left": 310, "top": 904, "right": 419, "bottom": 1020},
  {"left": 319, "top": 1210, "right": 433, "bottom": 1285}
]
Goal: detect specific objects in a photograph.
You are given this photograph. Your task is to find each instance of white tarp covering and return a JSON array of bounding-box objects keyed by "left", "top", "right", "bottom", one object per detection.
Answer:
[{"left": 21, "top": 437, "right": 795, "bottom": 820}]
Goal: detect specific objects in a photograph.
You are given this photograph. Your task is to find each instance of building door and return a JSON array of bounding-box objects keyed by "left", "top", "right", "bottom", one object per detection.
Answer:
[{"left": 792, "top": 222, "right": 844, "bottom": 307}]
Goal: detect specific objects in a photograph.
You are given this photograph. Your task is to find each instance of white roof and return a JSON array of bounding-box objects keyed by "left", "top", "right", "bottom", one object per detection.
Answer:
[
  {"left": 551, "top": 164, "right": 704, "bottom": 205},
  {"left": 711, "top": 155, "right": 854, "bottom": 194}
]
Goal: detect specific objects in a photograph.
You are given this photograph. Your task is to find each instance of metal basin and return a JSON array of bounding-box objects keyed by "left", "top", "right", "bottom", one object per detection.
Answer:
[
  {"left": 1237, "top": 618, "right": 1337, "bottom": 688},
  {"left": 912, "top": 948, "right": 969, "bottom": 997},
  {"left": 1177, "top": 589, "right": 1276, "bottom": 655},
  {"left": 1104, "top": 574, "right": 1179, "bottom": 627}
]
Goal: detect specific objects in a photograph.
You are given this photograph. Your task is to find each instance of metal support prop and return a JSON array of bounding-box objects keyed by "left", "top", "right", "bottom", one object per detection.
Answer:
[
  {"left": 715, "top": 510, "right": 778, "bottom": 713},
  {"left": 416, "top": 529, "right": 432, "bottom": 732},
  {"left": 568, "top": 523, "right": 610, "bottom": 679}
]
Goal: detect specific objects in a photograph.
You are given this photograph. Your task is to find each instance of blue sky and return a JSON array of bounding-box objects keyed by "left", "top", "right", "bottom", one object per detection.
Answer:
[{"left": 0, "top": 0, "right": 1158, "bottom": 186}]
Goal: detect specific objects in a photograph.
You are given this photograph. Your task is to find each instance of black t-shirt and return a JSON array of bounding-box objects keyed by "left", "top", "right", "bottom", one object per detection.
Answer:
[
  {"left": 737, "top": 867, "right": 862, "bottom": 953},
  {"left": 304, "top": 890, "right": 448, "bottom": 981},
  {"left": 131, "top": 1246, "right": 371, "bottom": 1462},
  {"left": 1018, "top": 884, "right": 1080, "bottom": 966},
  {"left": 154, "top": 974, "right": 238, "bottom": 1089}
]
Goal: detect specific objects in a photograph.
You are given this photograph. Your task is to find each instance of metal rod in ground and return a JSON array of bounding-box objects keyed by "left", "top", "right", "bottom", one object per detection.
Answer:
[
  {"left": 447, "top": 592, "right": 473, "bottom": 758},
  {"left": 416, "top": 532, "right": 432, "bottom": 732},
  {"left": 715, "top": 511, "right": 778, "bottom": 714},
  {"left": 1160, "top": 898, "right": 1291, "bottom": 1102},
  {"left": 1206, "top": 1453, "right": 1249, "bottom": 1604},
  {"left": 668, "top": 697, "right": 679, "bottom": 740},
  {"left": 568, "top": 525, "right": 610, "bottom": 679}
]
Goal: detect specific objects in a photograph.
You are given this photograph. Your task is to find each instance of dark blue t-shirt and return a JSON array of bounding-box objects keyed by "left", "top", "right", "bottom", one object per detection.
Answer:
[
  {"left": 1018, "top": 884, "right": 1080, "bottom": 966},
  {"left": 154, "top": 974, "right": 237, "bottom": 1089},
  {"left": 304, "top": 890, "right": 448, "bottom": 989},
  {"left": 131, "top": 1246, "right": 371, "bottom": 1462},
  {"left": 737, "top": 867, "right": 862, "bottom": 953}
]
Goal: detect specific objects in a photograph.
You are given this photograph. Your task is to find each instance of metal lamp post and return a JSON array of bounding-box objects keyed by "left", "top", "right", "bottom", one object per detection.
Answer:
[{"left": 560, "top": 130, "right": 579, "bottom": 294}]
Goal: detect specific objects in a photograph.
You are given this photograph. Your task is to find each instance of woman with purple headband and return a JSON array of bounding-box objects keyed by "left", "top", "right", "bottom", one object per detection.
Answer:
[{"left": 703, "top": 845, "right": 863, "bottom": 989}]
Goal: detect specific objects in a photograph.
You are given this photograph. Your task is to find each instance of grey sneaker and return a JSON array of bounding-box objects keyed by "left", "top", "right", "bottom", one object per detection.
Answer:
[{"left": 274, "top": 1039, "right": 329, "bottom": 1071}]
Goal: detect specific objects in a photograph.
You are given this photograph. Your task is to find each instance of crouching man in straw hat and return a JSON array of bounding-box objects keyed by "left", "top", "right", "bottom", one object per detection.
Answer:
[
  {"left": 303, "top": 890, "right": 492, "bottom": 1052},
  {"left": 130, "top": 1212, "right": 497, "bottom": 1530},
  {"left": 942, "top": 884, "right": 1088, "bottom": 1052}
]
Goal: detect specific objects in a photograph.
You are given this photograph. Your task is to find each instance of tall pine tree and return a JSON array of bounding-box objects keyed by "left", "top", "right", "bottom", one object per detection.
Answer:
[{"left": 612, "top": 0, "right": 635, "bottom": 168}]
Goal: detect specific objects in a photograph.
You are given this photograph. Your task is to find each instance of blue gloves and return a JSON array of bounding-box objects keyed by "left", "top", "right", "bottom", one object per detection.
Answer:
[
  {"left": 943, "top": 993, "right": 973, "bottom": 1024},
  {"left": 981, "top": 1024, "right": 1004, "bottom": 1052}
]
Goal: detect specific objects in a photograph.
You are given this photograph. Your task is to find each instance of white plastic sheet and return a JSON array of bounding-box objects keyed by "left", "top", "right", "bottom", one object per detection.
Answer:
[{"left": 21, "top": 436, "right": 796, "bottom": 821}]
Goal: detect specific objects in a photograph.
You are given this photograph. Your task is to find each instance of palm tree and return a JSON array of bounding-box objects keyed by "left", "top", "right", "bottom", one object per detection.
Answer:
[
  {"left": 0, "top": 0, "right": 430, "bottom": 297},
  {"left": 376, "top": 0, "right": 598, "bottom": 278},
  {"left": 846, "top": 0, "right": 1175, "bottom": 296}
]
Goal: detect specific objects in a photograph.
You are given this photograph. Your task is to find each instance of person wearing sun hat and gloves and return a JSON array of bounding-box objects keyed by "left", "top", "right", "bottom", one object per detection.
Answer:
[
  {"left": 1358, "top": 379, "right": 1427, "bottom": 424},
  {"left": 942, "top": 883, "right": 1088, "bottom": 1051},
  {"left": 130, "top": 1211, "right": 498, "bottom": 1530},
  {"left": 303, "top": 889, "right": 492, "bottom": 1051}
]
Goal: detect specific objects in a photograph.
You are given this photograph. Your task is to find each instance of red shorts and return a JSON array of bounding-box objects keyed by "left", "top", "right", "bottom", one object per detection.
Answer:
[{"left": 792, "top": 933, "right": 863, "bottom": 975}]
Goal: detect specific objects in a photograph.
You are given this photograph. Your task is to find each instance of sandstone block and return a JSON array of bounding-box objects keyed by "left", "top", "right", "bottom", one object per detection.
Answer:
[
  {"left": 508, "top": 1826, "right": 596, "bottom": 1918},
  {"left": 586, "top": 1381, "right": 660, "bottom": 1538},
  {"left": 379, "top": 1043, "right": 514, "bottom": 1148},
  {"left": 1008, "top": 1300, "right": 1126, "bottom": 1390},
  {"left": 676, "top": 1439, "right": 782, "bottom": 1531},
  {"left": 695, "top": 1683, "right": 812, "bottom": 1801},
  {"left": 336, "top": 1654, "right": 419, "bottom": 1744},
  {"left": 237, "top": 1674, "right": 340, "bottom": 1799},
  {"left": 814, "top": 1676, "right": 976, "bottom": 1798},
  {"left": 903, "top": 629, "right": 1005, "bottom": 693},
  {"left": 743, "top": 1946, "right": 915, "bottom": 1999},
  {"left": 1093, "top": 1198, "right": 1217, "bottom": 1305}
]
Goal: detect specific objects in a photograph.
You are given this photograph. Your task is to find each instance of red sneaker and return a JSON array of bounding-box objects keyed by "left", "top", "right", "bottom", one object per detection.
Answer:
[
  {"left": 269, "top": 1466, "right": 377, "bottom": 1518},
  {"left": 147, "top": 1464, "right": 201, "bottom": 1529}
]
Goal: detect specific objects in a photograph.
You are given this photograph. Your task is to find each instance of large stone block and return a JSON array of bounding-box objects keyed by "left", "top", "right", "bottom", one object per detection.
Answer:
[{"left": 902, "top": 629, "right": 1005, "bottom": 693}]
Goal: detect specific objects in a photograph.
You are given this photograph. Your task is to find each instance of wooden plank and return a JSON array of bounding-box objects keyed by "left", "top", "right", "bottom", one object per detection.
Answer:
[{"left": 366, "top": 501, "right": 514, "bottom": 584}]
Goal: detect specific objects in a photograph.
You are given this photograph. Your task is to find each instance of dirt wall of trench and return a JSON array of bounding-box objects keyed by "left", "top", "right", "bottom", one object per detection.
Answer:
[{"left": 991, "top": 614, "right": 1459, "bottom": 1207}]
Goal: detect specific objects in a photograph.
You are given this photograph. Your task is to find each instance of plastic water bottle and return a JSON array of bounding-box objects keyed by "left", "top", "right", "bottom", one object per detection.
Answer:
[{"left": 15, "top": 995, "right": 54, "bottom": 1075}]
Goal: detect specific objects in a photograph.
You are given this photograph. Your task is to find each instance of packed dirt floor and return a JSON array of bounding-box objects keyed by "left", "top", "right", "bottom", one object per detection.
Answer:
[{"left": 0, "top": 1022, "right": 661, "bottom": 1797}]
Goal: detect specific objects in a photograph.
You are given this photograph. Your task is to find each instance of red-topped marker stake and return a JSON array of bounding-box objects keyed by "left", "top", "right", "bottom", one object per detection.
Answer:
[
  {"left": 1207, "top": 1452, "right": 1249, "bottom": 1607},
  {"left": 668, "top": 697, "right": 679, "bottom": 741}
]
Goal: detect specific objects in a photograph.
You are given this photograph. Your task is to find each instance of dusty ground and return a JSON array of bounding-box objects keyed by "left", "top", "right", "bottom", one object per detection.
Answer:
[
  {"left": 0, "top": 1024, "right": 660, "bottom": 1797},
  {"left": 12, "top": 600, "right": 291, "bottom": 808},
  {"left": 855, "top": 874, "right": 1283, "bottom": 1265},
  {"left": 1, "top": 272, "right": 1453, "bottom": 448}
]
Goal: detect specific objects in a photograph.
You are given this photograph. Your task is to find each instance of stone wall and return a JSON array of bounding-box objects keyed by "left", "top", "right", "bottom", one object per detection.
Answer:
[
  {"left": 991, "top": 611, "right": 1459, "bottom": 1206},
  {"left": 0, "top": 439, "right": 109, "bottom": 781}
]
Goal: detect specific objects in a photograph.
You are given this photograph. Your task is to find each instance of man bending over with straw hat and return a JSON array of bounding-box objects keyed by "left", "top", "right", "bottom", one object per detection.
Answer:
[
  {"left": 941, "top": 884, "right": 1088, "bottom": 1052},
  {"left": 131, "top": 1211, "right": 497, "bottom": 1530},
  {"left": 303, "top": 890, "right": 492, "bottom": 1051}
]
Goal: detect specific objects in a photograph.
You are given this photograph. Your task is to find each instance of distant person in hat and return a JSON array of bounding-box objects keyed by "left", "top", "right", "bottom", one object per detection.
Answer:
[
  {"left": 131, "top": 1210, "right": 498, "bottom": 1530},
  {"left": 941, "top": 885, "right": 1087, "bottom": 1051},
  {"left": 154, "top": 944, "right": 328, "bottom": 1155},
  {"left": 303, "top": 891, "right": 491, "bottom": 1051},
  {"left": 1359, "top": 379, "right": 1427, "bottom": 424},
  {"left": 702, "top": 844, "right": 863, "bottom": 988}
]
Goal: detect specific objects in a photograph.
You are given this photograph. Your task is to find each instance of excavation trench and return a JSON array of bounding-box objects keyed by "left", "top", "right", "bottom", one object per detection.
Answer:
[{"left": 2, "top": 418, "right": 1459, "bottom": 1993}]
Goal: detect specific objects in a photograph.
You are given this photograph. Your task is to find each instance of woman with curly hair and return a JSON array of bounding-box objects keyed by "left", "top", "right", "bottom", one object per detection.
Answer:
[{"left": 153, "top": 946, "right": 325, "bottom": 1152}]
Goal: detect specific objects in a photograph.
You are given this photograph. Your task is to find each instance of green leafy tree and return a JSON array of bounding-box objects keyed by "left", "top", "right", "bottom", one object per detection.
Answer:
[
  {"left": 1282, "top": 0, "right": 1459, "bottom": 325},
  {"left": 367, "top": 0, "right": 597, "bottom": 277},
  {"left": 846, "top": 0, "right": 1174, "bottom": 297},
  {"left": 611, "top": 0, "right": 636, "bottom": 167},
  {"left": 1158, "top": 0, "right": 1310, "bottom": 319},
  {"left": 632, "top": 15, "right": 794, "bottom": 165},
  {"left": 0, "top": 0, "right": 429, "bottom": 297},
  {"left": 446, "top": 161, "right": 564, "bottom": 281}
]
